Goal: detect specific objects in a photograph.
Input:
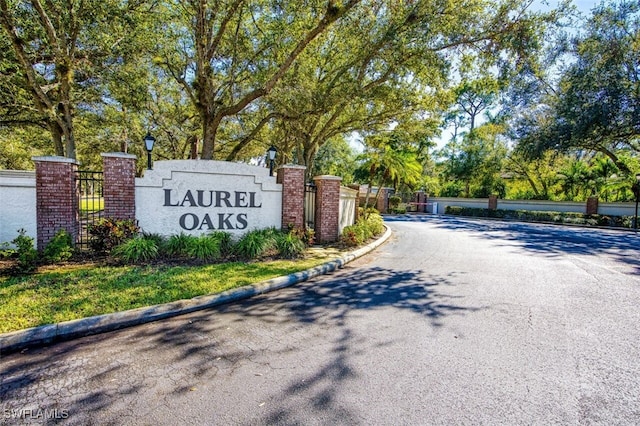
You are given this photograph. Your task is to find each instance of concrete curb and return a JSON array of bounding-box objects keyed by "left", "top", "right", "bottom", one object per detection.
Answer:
[{"left": 0, "top": 226, "right": 392, "bottom": 354}]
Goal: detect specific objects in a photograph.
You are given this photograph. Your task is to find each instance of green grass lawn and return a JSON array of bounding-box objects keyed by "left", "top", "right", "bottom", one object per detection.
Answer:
[
  {"left": 0, "top": 249, "right": 341, "bottom": 334},
  {"left": 80, "top": 197, "right": 104, "bottom": 212}
]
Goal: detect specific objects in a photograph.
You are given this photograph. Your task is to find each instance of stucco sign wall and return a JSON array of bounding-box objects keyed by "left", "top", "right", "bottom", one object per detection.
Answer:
[{"left": 136, "top": 160, "right": 282, "bottom": 237}]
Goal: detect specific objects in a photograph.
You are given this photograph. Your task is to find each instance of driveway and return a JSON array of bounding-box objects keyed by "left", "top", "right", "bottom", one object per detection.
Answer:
[{"left": 1, "top": 215, "right": 639, "bottom": 425}]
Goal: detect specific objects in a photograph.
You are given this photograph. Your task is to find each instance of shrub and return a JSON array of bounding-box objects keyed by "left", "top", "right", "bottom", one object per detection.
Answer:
[
  {"left": 88, "top": 218, "right": 139, "bottom": 254},
  {"left": 187, "top": 235, "right": 221, "bottom": 261},
  {"left": 235, "top": 229, "right": 276, "bottom": 259},
  {"left": 389, "top": 195, "right": 402, "bottom": 209},
  {"left": 165, "top": 233, "right": 196, "bottom": 257},
  {"left": 43, "top": 229, "right": 74, "bottom": 263},
  {"left": 112, "top": 236, "right": 159, "bottom": 263},
  {"left": 208, "top": 231, "right": 234, "bottom": 257},
  {"left": 444, "top": 205, "right": 636, "bottom": 228},
  {"left": 275, "top": 232, "right": 306, "bottom": 259},
  {"left": 290, "top": 228, "right": 315, "bottom": 246},
  {"left": 340, "top": 211, "right": 385, "bottom": 247},
  {"left": 142, "top": 232, "right": 165, "bottom": 248},
  {"left": 341, "top": 225, "right": 362, "bottom": 247},
  {"left": 0, "top": 241, "right": 16, "bottom": 259},
  {"left": 12, "top": 229, "right": 38, "bottom": 273},
  {"left": 366, "top": 213, "right": 385, "bottom": 235}
]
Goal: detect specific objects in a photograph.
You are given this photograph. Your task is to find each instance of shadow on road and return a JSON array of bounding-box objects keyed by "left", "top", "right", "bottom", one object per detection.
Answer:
[
  {"left": 387, "top": 214, "right": 640, "bottom": 272},
  {"left": 0, "top": 264, "right": 474, "bottom": 424}
]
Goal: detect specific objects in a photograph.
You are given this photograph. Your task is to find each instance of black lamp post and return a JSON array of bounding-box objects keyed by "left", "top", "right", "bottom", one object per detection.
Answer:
[
  {"left": 144, "top": 132, "right": 156, "bottom": 170},
  {"left": 633, "top": 173, "right": 640, "bottom": 230},
  {"left": 267, "top": 145, "right": 277, "bottom": 176}
]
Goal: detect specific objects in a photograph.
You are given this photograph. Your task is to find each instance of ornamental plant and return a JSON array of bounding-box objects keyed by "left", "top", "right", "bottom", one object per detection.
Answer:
[{"left": 88, "top": 218, "right": 139, "bottom": 254}]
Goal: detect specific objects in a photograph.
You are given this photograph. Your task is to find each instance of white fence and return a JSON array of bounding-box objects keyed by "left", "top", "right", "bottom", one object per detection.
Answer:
[
  {"left": 428, "top": 197, "right": 637, "bottom": 217},
  {"left": 0, "top": 170, "right": 37, "bottom": 244},
  {"left": 339, "top": 186, "right": 358, "bottom": 233}
]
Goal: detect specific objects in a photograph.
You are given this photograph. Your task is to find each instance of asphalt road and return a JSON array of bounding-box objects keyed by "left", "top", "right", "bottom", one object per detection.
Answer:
[{"left": 1, "top": 215, "right": 640, "bottom": 425}]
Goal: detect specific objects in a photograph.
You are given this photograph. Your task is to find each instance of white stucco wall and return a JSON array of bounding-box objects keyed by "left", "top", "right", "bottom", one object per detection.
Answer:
[
  {"left": 135, "top": 160, "right": 282, "bottom": 238},
  {"left": 339, "top": 186, "right": 358, "bottom": 233},
  {"left": 0, "top": 170, "right": 37, "bottom": 244},
  {"left": 429, "top": 197, "right": 637, "bottom": 217}
]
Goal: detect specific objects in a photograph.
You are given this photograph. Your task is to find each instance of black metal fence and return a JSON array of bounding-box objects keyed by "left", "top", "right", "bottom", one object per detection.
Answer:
[
  {"left": 76, "top": 170, "right": 104, "bottom": 249},
  {"left": 304, "top": 182, "right": 317, "bottom": 230}
]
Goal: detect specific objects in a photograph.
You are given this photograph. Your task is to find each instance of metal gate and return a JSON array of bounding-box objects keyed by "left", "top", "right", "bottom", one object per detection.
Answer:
[
  {"left": 76, "top": 170, "right": 104, "bottom": 249},
  {"left": 304, "top": 182, "right": 317, "bottom": 230}
]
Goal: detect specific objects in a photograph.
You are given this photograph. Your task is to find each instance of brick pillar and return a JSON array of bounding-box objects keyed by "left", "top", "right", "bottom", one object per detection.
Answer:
[
  {"left": 33, "top": 156, "right": 79, "bottom": 250},
  {"left": 102, "top": 153, "right": 137, "bottom": 220},
  {"left": 314, "top": 175, "right": 342, "bottom": 243},
  {"left": 586, "top": 197, "right": 599, "bottom": 215},
  {"left": 277, "top": 165, "right": 306, "bottom": 231},
  {"left": 488, "top": 194, "right": 498, "bottom": 211},
  {"left": 376, "top": 188, "right": 388, "bottom": 213}
]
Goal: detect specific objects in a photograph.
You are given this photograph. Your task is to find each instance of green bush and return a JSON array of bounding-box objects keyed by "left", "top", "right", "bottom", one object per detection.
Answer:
[
  {"left": 165, "top": 233, "right": 196, "bottom": 257},
  {"left": 0, "top": 241, "right": 16, "bottom": 259},
  {"left": 88, "top": 218, "right": 139, "bottom": 254},
  {"left": 112, "top": 236, "right": 159, "bottom": 263},
  {"left": 187, "top": 235, "right": 221, "bottom": 261},
  {"left": 12, "top": 229, "right": 38, "bottom": 273},
  {"left": 142, "top": 232, "right": 165, "bottom": 248},
  {"left": 43, "top": 229, "right": 74, "bottom": 263},
  {"left": 444, "top": 206, "right": 634, "bottom": 228},
  {"left": 289, "top": 227, "right": 315, "bottom": 246},
  {"left": 275, "top": 232, "right": 306, "bottom": 259},
  {"left": 235, "top": 228, "right": 277, "bottom": 259},
  {"left": 340, "top": 211, "right": 385, "bottom": 247},
  {"left": 388, "top": 195, "right": 402, "bottom": 209},
  {"left": 208, "top": 231, "right": 234, "bottom": 257}
]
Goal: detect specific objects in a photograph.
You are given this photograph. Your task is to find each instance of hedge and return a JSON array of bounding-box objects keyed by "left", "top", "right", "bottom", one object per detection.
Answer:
[{"left": 444, "top": 206, "right": 634, "bottom": 228}]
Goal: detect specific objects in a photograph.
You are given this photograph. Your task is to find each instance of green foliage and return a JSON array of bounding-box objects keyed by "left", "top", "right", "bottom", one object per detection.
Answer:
[
  {"left": 88, "top": 218, "right": 140, "bottom": 254},
  {"left": 12, "top": 229, "right": 38, "bottom": 273},
  {"left": 341, "top": 212, "right": 385, "bottom": 247},
  {"left": 444, "top": 206, "right": 634, "bottom": 228},
  {"left": 208, "top": 231, "right": 234, "bottom": 257},
  {"left": 187, "top": 235, "right": 221, "bottom": 262},
  {"left": 112, "top": 237, "right": 159, "bottom": 263},
  {"left": 0, "top": 241, "right": 16, "bottom": 259},
  {"left": 310, "top": 137, "right": 358, "bottom": 184},
  {"left": 275, "top": 232, "right": 306, "bottom": 259},
  {"left": 234, "top": 229, "right": 277, "bottom": 260},
  {"left": 514, "top": 1, "right": 640, "bottom": 175},
  {"left": 388, "top": 196, "right": 402, "bottom": 209},
  {"left": 165, "top": 233, "right": 196, "bottom": 258},
  {"left": 290, "top": 228, "right": 315, "bottom": 246},
  {"left": 43, "top": 229, "right": 74, "bottom": 263}
]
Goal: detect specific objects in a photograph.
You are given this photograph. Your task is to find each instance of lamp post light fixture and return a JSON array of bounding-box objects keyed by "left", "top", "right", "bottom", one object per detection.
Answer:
[
  {"left": 144, "top": 132, "right": 156, "bottom": 170},
  {"left": 634, "top": 173, "right": 640, "bottom": 230},
  {"left": 267, "top": 145, "right": 277, "bottom": 176}
]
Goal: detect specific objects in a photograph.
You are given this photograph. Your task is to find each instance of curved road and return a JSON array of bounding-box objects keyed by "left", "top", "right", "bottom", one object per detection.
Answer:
[{"left": 2, "top": 216, "right": 640, "bottom": 425}]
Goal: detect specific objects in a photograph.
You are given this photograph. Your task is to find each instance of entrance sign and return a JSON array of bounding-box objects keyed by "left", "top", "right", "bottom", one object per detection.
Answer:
[{"left": 136, "top": 160, "right": 282, "bottom": 237}]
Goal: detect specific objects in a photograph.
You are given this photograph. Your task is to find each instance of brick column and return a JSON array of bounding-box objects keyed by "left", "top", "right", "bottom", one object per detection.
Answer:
[
  {"left": 33, "top": 156, "right": 80, "bottom": 250},
  {"left": 314, "top": 175, "right": 342, "bottom": 243},
  {"left": 102, "top": 153, "right": 137, "bottom": 220},
  {"left": 488, "top": 194, "right": 498, "bottom": 211},
  {"left": 376, "top": 188, "right": 388, "bottom": 213},
  {"left": 277, "top": 165, "right": 306, "bottom": 231},
  {"left": 586, "top": 197, "right": 599, "bottom": 215}
]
